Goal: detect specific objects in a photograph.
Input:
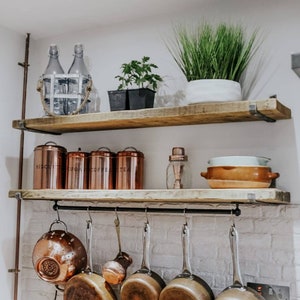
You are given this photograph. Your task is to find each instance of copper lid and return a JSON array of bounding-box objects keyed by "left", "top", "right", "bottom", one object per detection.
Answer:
[
  {"left": 34, "top": 141, "right": 67, "bottom": 153},
  {"left": 67, "top": 148, "right": 88, "bottom": 158},
  {"left": 90, "top": 147, "right": 115, "bottom": 157},
  {"left": 169, "top": 147, "right": 188, "bottom": 161},
  {"left": 117, "top": 147, "right": 144, "bottom": 158}
]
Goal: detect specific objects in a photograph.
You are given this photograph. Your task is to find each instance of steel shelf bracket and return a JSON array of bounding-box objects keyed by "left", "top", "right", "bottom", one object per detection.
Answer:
[
  {"left": 249, "top": 102, "right": 276, "bottom": 123},
  {"left": 17, "top": 119, "right": 61, "bottom": 135}
]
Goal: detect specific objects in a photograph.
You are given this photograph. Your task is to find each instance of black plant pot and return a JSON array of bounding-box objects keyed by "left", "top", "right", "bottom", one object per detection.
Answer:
[
  {"left": 108, "top": 90, "right": 128, "bottom": 111},
  {"left": 128, "top": 88, "right": 155, "bottom": 110}
]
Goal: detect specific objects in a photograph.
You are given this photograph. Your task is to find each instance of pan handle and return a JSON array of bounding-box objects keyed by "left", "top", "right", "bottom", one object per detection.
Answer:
[
  {"left": 230, "top": 225, "right": 244, "bottom": 287},
  {"left": 181, "top": 223, "right": 193, "bottom": 277},
  {"left": 140, "top": 222, "right": 151, "bottom": 273},
  {"left": 85, "top": 219, "right": 93, "bottom": 273},
  {"left": 48, "top": 219, "right": 68, "bottom": 232},
  {"left": 114, "top": 212, "right": 123, "bottom": 256}
]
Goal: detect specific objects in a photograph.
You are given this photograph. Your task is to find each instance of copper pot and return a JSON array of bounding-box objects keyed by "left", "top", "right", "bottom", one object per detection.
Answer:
[
  {"left": 33, "top": 141, "right": 67, "bottom": 189},
  {"left": 32, "top": 220, "right": 87, "bottom": 285},
  {"left": 201, "top": 166, "right": 279, "bottom": 188},
  {"left": 116, "top": 147, "right": 144, "bottom": 189},
  {"left": 65, "top": 149, "right": 89, "bottom": 189},
  {"left": 159, "top": 223, "right": 214, "bottom": 300},
  {"left": 121, "top": 222, "right": 166, "bottom": 300},
  {"left": 89, "top": 147, "right": 115, "bottom": 189}
]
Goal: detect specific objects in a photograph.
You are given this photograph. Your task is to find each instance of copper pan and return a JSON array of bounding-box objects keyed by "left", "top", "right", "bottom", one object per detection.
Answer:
[
  {"left": 32, "top": 219, "right": 87, "bottom": 285},
  {"left": 215, "top": 225, "right": 265, "bottom": 300},
  {"left": 120, "top": 221, "right": 166, "bottom": 300},
  {"left": 102, "top": 212, "right": 132, "bottom": 285},
  {"left": 64, "top": 217, "right": 116, "bottom": 300},
  {"left": 159, "top": 223, "right": 214, "bottom": 300}
]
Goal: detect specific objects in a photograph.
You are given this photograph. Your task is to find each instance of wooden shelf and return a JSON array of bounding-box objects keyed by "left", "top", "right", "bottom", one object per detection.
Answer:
[
  {"left": 12, "top": 99, "right": 291, "bottom": 134},
  {"left": 8, "top": 188, "right": 290, "bottom": 205}
]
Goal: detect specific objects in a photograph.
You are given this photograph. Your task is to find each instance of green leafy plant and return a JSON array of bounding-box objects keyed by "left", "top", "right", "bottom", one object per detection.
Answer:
[
  {"left": 116, "top": 56, "right": 163, "bottom": 91},
  {"left": 167, "top": 22, "right": 260, "bottom": 82}
]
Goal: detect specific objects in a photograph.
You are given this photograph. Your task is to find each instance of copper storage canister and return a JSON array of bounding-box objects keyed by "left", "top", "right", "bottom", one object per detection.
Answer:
[
  {"left": 116, "top": 147, "right": 144, "bottom": 189},
  {"left": 65, "top": 149, "right": 89, "bottom": 189},
  {"left": 33, "top": 141, "right": 67, "bottom": 189},
  {"left": 89, "top": 147, "right": 116, "bottom": 189}
]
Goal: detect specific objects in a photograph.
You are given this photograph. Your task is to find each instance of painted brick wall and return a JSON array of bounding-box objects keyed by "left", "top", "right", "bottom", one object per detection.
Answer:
[{"left": 20, "top": 202, "right": 299, "bottom": 299}]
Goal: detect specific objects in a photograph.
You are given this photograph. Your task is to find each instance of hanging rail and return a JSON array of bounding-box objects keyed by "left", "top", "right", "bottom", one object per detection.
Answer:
[{"left": 53, "top": 201, "right": 241, "bottom": 216}]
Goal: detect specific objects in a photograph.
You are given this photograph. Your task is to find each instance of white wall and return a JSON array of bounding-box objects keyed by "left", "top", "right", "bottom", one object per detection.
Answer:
[
  {"left": 11, "top": 0, "right": 300, "bottom": 299},
  {"left": 0, "top": 27, "right": 26, "bottom": 299}
]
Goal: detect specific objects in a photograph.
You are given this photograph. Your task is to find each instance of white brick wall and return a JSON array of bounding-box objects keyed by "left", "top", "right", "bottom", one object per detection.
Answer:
[{"left": 20, "top": 203, "right": 300, "bottom": 299}]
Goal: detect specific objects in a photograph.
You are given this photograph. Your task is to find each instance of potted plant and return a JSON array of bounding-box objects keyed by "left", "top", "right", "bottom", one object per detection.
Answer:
[
  {"left": 108, "top": 56, "right": 163, "bottom": 110},
  {"left": 167, "top": 22, "right": 260, "bottom": 104}
]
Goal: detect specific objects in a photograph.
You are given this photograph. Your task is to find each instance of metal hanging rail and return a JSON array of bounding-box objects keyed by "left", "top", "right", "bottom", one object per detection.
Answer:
[{"left": 53, "top": 201, "right": 241, "bottom": 216}]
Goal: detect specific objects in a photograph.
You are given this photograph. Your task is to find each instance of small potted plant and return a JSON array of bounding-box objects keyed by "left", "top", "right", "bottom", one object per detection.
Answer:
[
  {"left": 108, "top": 56, "right": 163, "bottom": 110},
  {"left": 167, "top": 22, "right": 261, "bottom": 104}
]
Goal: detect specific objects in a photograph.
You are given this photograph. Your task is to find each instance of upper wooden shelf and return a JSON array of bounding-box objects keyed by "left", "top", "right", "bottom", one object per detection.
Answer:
[
  {"left": 12, "top": 99, "right": 291, "bottom": 134},
  {"left": 8, "top": 188, "right": 290, "bottom": 205}
]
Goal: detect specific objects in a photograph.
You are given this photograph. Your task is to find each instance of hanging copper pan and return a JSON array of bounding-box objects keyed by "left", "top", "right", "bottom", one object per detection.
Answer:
[
  {"left": 102, "top": 212, "right": 132, "bottom": 285},
  {"left": 120, "top": 221, "right": 166, "bottom": 300},
  {"left": 64, "top": 218, "right": 117, "bottom": 300},
  {"left": 32, "top": 219, "right": 87, "bottom": 285},
  {"left": 215, "top": 225, "right": 265, "bottom": 300},
  {"left": 159, "top": 223, "right": 214, "bottom": 300}
]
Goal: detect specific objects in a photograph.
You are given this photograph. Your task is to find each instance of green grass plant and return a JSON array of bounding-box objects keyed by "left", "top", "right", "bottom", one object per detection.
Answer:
[{"left": 168, "top": 22, "right": 260, "bottom": 82}]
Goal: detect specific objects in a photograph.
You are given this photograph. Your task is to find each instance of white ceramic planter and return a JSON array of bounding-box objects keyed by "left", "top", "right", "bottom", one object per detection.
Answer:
[{"left": 185, "top": 79, "right": 242, "bottom": 104}]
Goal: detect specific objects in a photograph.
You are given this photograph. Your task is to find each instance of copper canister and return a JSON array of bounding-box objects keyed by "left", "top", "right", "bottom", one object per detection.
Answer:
[
  {"left": 116, "top": 147, "right": 144, "bottom": 189},
  {"left": 89, "top": 147, "right": 115, "bottom": 189},
  {"left": 33, "top": 141, "right": 67, "bottom": 189},
  {"left": 65, "top": 149, "right": 89, "bottom": 189}
]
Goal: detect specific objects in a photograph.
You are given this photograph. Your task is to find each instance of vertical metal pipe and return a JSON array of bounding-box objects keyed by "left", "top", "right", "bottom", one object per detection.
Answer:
[{"left": 13, "top": 33, "right": 30, "bottom": 300}]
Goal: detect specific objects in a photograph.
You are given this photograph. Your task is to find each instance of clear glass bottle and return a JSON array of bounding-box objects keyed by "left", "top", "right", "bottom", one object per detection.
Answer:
[
  {"left": 166, "top": 147, "right": 191, "bottom": 189},
  {"left": 67, "top": 43, "right": 91, "bottom": 114},
  {"left": 43, "top": 44, "right": 66, "bottom": 115}
]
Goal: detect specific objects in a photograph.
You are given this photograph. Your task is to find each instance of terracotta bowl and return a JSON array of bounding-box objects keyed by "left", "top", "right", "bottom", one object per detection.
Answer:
[{"left": 200, "top": 166, "right": 279, "bottom": 189}]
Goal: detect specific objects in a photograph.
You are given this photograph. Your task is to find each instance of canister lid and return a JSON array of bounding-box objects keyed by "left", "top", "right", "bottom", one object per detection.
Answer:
[
  {"left": 67, "top": 148, "right": 89, "bottom": 157},
  {"left": 34, "top": 141, "right": 67, "bottom": 153},
  {"left": 169, "top": 147, "right": 188, "bottom": 161},
  {"left": 117, "top": 147, "right": 144, "bottom": 158},
  {"left": 90, "top": 147, "right": 116, "bottom": 157}
]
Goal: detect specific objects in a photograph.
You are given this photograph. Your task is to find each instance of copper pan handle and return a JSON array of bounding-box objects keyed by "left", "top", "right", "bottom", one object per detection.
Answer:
[{"left": 48, "top": 220, "right": 68, "bottom": 232}]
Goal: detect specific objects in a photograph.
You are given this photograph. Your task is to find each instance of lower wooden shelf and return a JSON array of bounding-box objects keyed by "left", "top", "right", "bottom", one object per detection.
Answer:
[{"left": 8, "top": 188, "right": 290, "bottom": 205}]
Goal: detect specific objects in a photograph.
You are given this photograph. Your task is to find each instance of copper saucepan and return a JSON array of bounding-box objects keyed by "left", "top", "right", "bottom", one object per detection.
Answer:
[
  {"left": 32, "top": 219, "right": 87, "bottom": 285},
  {"left": 64, "top": 218, "right": 117, "bottom": 300},
  {"left": 120, "top": 221, "right": 166, "bottom": 300},
  {"left": 159, "top": 222, "right": 214, "bottom": 300},
  {"left": 102, "top": 213, "right": 133, "bottom": 285},
  {"left": 215, "top": 225, "right": 265, "bottom": 300}
]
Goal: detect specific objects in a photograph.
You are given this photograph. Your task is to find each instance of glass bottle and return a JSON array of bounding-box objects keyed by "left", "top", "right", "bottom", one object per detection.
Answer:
[
  {"left": 67, "top": 43, "right": 91, "bottom": 114},
  {"left": 166, "top": 147, "right": 191, "bottom": 189},
  {"left": 43, "top": 44, "right": 66, "bottom": 115}
]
